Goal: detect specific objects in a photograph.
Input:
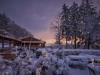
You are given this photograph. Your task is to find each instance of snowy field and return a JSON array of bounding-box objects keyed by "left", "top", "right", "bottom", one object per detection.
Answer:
[
  {"left": 0, "top": 48, "right": 100, "bottom": 75},
  {"left": 50, "top": 49, "right": 100, "bottom": 56},
  {"left": 68, "top": 68, "right": 90, "bottom": 75}
]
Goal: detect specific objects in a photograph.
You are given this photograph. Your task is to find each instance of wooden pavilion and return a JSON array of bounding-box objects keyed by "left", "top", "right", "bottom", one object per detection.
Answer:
[
  {"left": 20, "top": 36, "right": 46, "bottom": 49},
  {"left": 0, "top": 29, "right": 46, "bottom": 49},
  {"left": 0, "top": 30, "right": 21, "bottom": 49},
  {"left": 0, "top": 34, "right": 21, "bottom": 48}
]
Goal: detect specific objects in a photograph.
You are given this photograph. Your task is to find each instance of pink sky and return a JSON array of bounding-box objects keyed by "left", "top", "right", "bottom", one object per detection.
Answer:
[{"left": 34, "top": 28, "right": 56, "bottom": 44}]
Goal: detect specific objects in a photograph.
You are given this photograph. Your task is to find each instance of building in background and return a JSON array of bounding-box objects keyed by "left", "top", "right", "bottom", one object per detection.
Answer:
[
  {"left": 20, "top": 36, "right": 46, "bottom": 49},
  {"left": 0, "top": 29, "right": 46, "bottom": 49},
  {"left": 0, "top": 29, "right": 21, "bottom": 49}
]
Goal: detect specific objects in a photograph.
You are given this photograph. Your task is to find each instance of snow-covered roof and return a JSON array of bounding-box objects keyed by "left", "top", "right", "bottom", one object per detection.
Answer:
[
  {"left": 0, "top": 29, "right": 20, "bottom": 41},
  {"left": 0, "top": 29, "right": 14, "bottom": 37},
  {"left": 20, "top": 36, "right": 46, "bottom": 44}
]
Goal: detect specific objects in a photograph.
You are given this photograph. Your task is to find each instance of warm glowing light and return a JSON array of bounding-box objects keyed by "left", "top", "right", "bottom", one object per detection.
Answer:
[
  {"left": 67, "top": 40, "right": 72, "bottom": 44},
  {"left": 45, "top": 39, "right": 55, "bottom": 44},
  {"left": 33, "top": 30, "right": 55, "bottom": 45}
]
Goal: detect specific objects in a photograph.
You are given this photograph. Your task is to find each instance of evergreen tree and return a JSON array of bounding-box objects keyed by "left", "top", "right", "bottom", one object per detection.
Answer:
[
  {"left": 52, "top": 15, "right": 62, "bottom": 45},
  {"left": 0, "top": 13, "right": 32, "bottom": 38},
  {"left": 79, "top": 0, "right": 97, "bottom": 49},
  {"left": 60, "top": 4, "right": 70, "bottom": 48},
  {"left": 54, "top": 0, "right": 98, "bottom": 49},
  {"left": 69, "top": 2, "right": 80, "bottom": 48}
]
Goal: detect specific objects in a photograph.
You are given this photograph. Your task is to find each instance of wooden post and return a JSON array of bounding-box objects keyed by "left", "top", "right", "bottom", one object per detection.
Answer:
[
  {"left": 9, "top": 40, "right": 12, "bottom": 48},
  {"left": 21, "top": 42, "right": 23, "bottom": 48},
  {"left": 24, "top": 43, "right": 25, "bottom": 48},
  {"left": 2, "top": 37, "right": 4, "bottom": 48}
]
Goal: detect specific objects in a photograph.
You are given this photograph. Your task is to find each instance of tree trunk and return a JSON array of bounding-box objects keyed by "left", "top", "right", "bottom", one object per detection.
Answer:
[
  {"left": 74, "top": 29, "right": 77, "bottom": 49},
  {"left": 65, "top": 36, "right": 67, "bottom": 48},
  {"left": 87, "top": 33, "right": 91, "bottom": 49}
]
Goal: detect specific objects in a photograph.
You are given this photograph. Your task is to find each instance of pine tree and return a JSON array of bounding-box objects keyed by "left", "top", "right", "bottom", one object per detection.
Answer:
[
  {"left": 55, "top": 0, "right": 98, "bottom": 49},
  {"left": 53, "top": 15, "right": 62, "bottom": 45},
  {"left": 60, "top": 4, "right": 70, "bottom": 48},
  {"left": 69, "top": 2, "right": 79, "bottom": 48},
  {"left": 79, "top": 0, "right": 97, "bottom": 49}
]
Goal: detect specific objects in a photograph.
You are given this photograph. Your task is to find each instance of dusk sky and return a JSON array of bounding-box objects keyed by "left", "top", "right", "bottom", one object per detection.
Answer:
[{"left": 0, "top": 0, "right": 100, "bottom": 44}]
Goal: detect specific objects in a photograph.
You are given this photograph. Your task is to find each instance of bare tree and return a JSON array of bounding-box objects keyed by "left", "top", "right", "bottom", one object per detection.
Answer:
[{"left": 50, "top": 15, "right": 62, "bottom": 46}]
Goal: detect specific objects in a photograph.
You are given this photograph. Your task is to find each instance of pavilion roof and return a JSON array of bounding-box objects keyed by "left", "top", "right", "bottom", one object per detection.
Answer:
[
  {"left": 20, "top": 36, "right": 46, "bottom": 44},
  {"left": 0, "top": 29, "right": 21, "bottom": 41}
]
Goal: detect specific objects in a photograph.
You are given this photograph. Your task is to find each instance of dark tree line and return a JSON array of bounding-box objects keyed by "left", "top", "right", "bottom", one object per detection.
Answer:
[
  {"left": 54, "top": 0, "right": 99, "bottom": 49},
  {"left": 0, "top": 13, "right": 32, "bottom": 38}
]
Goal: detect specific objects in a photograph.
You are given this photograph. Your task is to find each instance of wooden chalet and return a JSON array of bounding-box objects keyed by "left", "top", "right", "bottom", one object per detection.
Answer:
[{"left": 20, "top": 36, "right": 46, "bottom": 49}]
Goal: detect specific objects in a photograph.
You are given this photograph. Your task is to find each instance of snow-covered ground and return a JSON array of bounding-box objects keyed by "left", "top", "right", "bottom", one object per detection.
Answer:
[
  {"left": 0, "top": 48, "right": 100, "bottom": 75},
  {"left": 69, "top": 68, "right": 90, "bottom": 75}
]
